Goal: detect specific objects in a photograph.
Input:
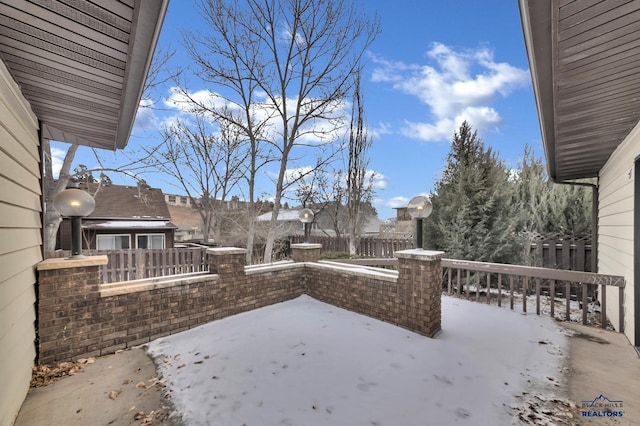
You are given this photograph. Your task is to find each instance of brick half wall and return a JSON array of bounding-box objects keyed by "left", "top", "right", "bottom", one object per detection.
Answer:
[
  {"left": 305, "top": 249, "right": 443, "bottom": 337},
  {"left": 37, "top": 250, "right": 304, "bottom": 364},
  {"left": 36, "top": 248, "right": 444, "bottom": 363}
]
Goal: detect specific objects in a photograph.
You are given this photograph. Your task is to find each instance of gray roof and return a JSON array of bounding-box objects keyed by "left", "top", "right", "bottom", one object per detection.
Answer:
[
  {"left": 519, "top": 0, "right": 640, "bottom": 181},
  {"left": 257, "top": 209, "right": 301, "bottom": 222},
  {"left": 0, "top": 0, "right": 168, "bottom": 150},
  {"left": 83, "top": 183, "right": 171, "bottom": 219}
]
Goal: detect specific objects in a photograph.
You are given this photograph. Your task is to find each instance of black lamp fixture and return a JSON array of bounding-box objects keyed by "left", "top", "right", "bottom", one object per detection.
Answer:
[
  {"left": 407, "top": 195, "right": 433, "bottom": 250},
  {"left": 298, "top": 208, "right": 315, "bottom": 243},
  {"left": 53, "top": 183, "right": 96, "bottom": 259}
]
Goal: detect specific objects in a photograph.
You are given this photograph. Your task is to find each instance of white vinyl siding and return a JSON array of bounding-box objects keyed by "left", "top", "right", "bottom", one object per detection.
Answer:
[
  {"left": 0, "top": 60, "right": 41, "bottom": 426},
  {"left": 598, "top": 119, "right": 639, "bottom": 344}
]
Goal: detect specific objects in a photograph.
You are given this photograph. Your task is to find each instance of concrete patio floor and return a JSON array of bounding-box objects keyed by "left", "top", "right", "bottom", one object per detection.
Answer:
[
  {"left": 563, "top": 322, "right": 640, "bottom": 425},
  {"left": 12, "top": 321, "right": 640, "bottom": 426}
]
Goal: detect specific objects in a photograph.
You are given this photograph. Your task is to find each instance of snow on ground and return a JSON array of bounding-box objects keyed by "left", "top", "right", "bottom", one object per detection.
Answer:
[{"left": 147, "top": 295, "right": 570, "bottom": 426}]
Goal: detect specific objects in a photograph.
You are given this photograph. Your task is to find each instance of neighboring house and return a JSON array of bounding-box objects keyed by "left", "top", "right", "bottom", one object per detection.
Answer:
[
  {"left": 165, "top": 193, "right": 193, "bottom": 208},
  {"left": 257, "top": 205, "right": 380, "bottom": 238},
  {"left": 167, "top": 204, "right": 206, "bottom": 243},
  {"left": 519, "top": 0, "right": 640, "bottom": 346},
  {"left": 361, "top": 215, "right": 381, "bottom": 237},
  {"left": 257, "top": 209, "right": 309, "bottom": 236},
  {"left": 378, "top": 207, "right": 414, "bottom": 238},
  {"left": 57, "top": 184, "right": 176, "bottom": 251},
  {"left": 167, "top": 196, "right": 264, "bottom": 244},
  {"left": 392, "top": 207, "right": 414, "bottom": 236},
  {"left": 0, "top": 2, "right": 167, "bottom": 424}
]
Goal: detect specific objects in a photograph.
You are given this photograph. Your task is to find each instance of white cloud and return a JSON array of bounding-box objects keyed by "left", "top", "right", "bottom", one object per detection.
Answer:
[
  {"left": 133, "top": 98, "right": 159, "bottom": 131},
  {"left": 50, "top": 146, "right": 66, "bottom": 179},
  {"left": 369, "top": 122, "right": 392, "bottom": 139},
  {"left": 371, "top": 42, "right": 530, "bottom": 142},
  {"left": 163, "top": 87, "right": 348, "bottom": 146},
  {"left": 367, "top": 170, "right": 387, "bottom": 190},
  {"left": 375, "top": 196, "right": 409, "bottom": 209}
]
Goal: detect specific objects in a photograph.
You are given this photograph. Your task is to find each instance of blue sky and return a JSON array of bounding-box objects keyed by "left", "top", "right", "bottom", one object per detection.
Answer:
[{"left": 51, "top": 0, "right": 543, "bottom": 220}]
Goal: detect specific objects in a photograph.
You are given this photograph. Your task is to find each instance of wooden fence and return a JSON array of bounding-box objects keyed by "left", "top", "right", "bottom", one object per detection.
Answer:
[
  {"left": 289, "top": 235, "right": 413, "bottom": 257},
  {"left": 529, "top": 240, "right": 593, "bottom": 272},
  {"left": 288, "top": 236, "right": 592, "bottom": 269},
  {"left": 46, "top": 247, "right": 209, "bottom": 283}
]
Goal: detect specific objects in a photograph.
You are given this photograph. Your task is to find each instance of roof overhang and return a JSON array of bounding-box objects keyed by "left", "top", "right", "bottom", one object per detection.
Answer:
[
  {"left": 518, "top": 0, "right": 640, "bottom": 181},
  {"left": 83, "top": 220, "right": 176, "bottom": 230},
  {"left": 0, "top": 0, "right": 168, "bottom": 150}
]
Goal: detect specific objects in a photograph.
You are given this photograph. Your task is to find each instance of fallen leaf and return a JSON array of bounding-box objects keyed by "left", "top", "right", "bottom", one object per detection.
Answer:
[
  {"left": 135, "top": 381, "right": 147, "bottom": 388},
  {"left": 109, "top": 390, "right": 122, "bottom": 400}
]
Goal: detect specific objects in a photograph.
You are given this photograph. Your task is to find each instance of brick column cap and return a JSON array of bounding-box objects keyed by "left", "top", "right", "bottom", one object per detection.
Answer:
[
  {"left": 290, "top": 243, "right": 322, "bottom": 250},
  {"left": 207, "top": 247, "right": 247, "bottom": 256},
  {"left": 395, "top": 249, "right": 445, "bottom": 261},
  {"left": 37, "top": 255, "right": 108, "bottom": 271}
]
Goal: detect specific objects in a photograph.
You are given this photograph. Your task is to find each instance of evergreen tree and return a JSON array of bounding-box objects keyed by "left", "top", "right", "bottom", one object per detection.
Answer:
[
  {"left": 424, "top": 121, "right": 519, "bottom": 263},
  {"left": 513, "top": 144, "right": 592, "bottom": 240},
  {"left": 73, "top": 164, "right": 96, "bottom": 183}
]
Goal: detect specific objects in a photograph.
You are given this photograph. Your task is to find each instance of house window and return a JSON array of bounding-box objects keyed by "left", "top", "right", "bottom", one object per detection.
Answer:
[
  {"left": 97, "top": 234, "right": 131, "bottom": 250},
  {"left": 136, "top": 233, "right": 165, "bottom": 249},
  {"left": 180, "top": 196, "right": 188, "bottom": 205},
  {"left": 168, "top": 195, "right": 176, "bottom": 203}
]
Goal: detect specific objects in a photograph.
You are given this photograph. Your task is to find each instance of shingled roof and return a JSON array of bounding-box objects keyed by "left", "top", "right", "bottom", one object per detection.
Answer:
[{"left": 80, "top": 183, "right": 171, "bottom": 219}]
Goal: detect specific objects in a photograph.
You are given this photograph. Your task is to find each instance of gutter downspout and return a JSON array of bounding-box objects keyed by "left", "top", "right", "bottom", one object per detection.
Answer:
[{"left": 551, "top": 179, "right": 598, "bottom": 273}]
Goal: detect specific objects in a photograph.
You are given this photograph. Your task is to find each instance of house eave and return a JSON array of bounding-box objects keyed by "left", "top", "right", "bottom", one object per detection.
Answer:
[
  {"left": 518, "top": 0, "right": 640, "bottom": 181},
  {"left": 0, "top": 0, "right": 169, "bottom": 151}
]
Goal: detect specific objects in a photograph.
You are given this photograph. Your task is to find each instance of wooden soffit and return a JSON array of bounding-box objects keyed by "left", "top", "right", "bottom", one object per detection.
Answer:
[
  {"left": 519, "top": 0, "right": 640, "bottom": 181},
  {"left": 0, "top": 0, "right": 168, "bottom": 150}
]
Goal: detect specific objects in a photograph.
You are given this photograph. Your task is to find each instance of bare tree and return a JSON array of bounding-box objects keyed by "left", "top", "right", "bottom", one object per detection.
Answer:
[
  {"left": 293, "top": 167, "right": 346, "bottom": 238},
  {"left": 42, "top": 140, "right": 78, "bottom": 252},
  {"left": 178, "top": 0, "right": 380, "bottom": 262},
  {"left": 146, "top": 115, "right": 245, "bottom": 243},
  {"left": 346, "top": 70, "right": 375, "bottom": 255}
]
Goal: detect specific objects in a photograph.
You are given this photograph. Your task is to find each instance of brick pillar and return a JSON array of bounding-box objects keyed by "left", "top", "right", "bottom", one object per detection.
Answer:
[
  {"left": 290, "top": 243, "right": 322, "bottom": 262},
  {"left": 36, "top": 256, "right": 108, "bottom": 364},
  {"left": 395, "top": 249, "right": 445, "bottom": 337},
  {"left": 207, "top": 247, "right": 247, "bottom": 275},
  {"left": 207, "top": 248, "right": 249, "bottom": 316}
]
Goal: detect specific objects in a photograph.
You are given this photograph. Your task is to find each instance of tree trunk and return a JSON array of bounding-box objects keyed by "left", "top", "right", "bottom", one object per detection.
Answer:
[
  {"left": 348, "top": 234, "right": 357, "bottom": 256},
  {"left": 263, "top": 215, "right": 278, "bottom": 263},
  {"left": 263, "top": 157, "right": 287, "bottom": 263},
  {"left": 42, "top": 140, "right": 78, "bottom": 253},
  {"left": 246, "top": 214, "right": 256, "bottom": 264}
]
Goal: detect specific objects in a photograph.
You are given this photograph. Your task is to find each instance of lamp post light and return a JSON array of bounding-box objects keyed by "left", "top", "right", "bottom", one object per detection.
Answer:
[
  {"left": 407, "top": 195, "right": 433, "bottom": 250},
  {"left": 53, "top": 184, "right": 96, "bottom": 259},
  {"left": 298, "top": 208, "right": 315, "bottom": 243}
]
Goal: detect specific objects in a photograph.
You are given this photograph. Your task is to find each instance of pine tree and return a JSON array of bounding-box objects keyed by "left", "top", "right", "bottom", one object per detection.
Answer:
[
  {"left": 424, "top": 121, "right": 519, "bottom": 263},
  {"left": 512, "top": 144, "right": 592, "bottom": 241}
]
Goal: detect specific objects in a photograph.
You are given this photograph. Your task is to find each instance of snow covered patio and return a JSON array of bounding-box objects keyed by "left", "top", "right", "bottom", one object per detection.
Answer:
[{"left": 147, "top": 295, "right": 572, "bottom": 425}]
